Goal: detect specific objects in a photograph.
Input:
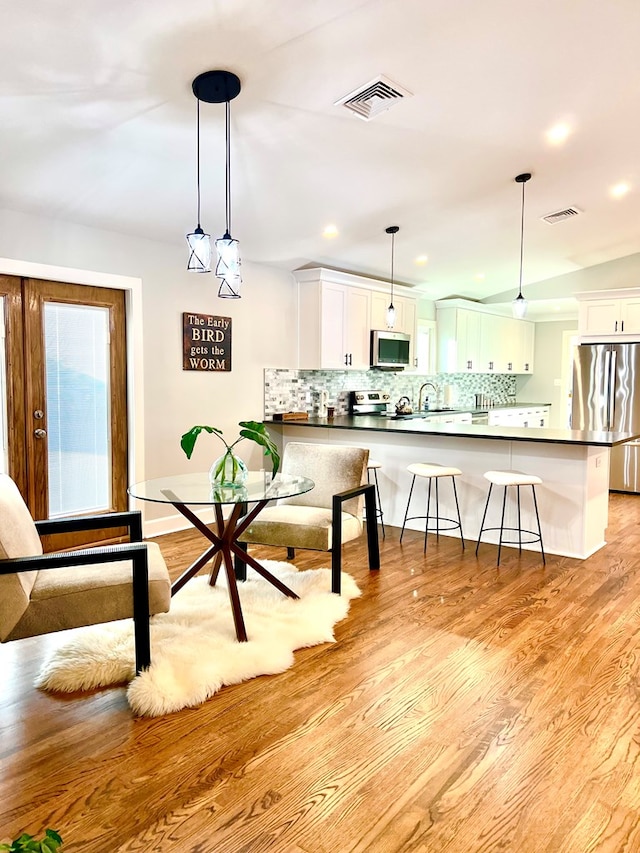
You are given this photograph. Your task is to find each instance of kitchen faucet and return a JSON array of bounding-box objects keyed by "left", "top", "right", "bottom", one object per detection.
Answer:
[{"left": 418, "top": 382, "right": 439, "bottom": 412}]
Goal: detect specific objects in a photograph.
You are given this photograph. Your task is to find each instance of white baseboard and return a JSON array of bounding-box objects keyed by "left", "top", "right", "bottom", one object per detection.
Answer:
[{"left": 143, "top": 507, "right": 217, "bottom": 540}]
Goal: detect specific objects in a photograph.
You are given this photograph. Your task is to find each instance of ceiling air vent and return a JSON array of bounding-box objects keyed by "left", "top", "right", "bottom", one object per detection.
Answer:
[
  {"left": 334, "top": 75, "right": 412, "bottom": 120},
  {"left": 541, "top": 206, "right": 582, "bottom": 224}
]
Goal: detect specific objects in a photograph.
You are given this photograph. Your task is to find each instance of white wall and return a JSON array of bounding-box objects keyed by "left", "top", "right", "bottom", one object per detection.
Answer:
[
  {"left": 517, "top": 320, "right": 578, "bottom": 428},
  {"left": 0, "top": 207, "right": 298, "bottom": 525}
]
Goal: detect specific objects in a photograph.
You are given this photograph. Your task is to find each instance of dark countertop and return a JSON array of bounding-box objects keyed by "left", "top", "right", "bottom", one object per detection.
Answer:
[{"left": 265, "top": 415, "right": 639, "bottom": 447}]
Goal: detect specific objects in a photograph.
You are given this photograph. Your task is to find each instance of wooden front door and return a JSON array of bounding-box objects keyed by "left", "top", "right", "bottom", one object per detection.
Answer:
[{"left": 0, "top": 275, "right": 128, "bottom": 547}]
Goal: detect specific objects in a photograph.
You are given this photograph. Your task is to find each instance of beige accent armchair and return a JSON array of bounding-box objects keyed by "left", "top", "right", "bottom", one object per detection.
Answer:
[
  {"left": 0, "top": 474, "right": 171, "bottom": 673},
  {"left": 236, "top": 442, "right": 380, "bottom": 593}
]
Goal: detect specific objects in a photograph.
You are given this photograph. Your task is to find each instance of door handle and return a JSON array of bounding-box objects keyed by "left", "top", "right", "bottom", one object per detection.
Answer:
[{"left": 34, "top": 428, "right": 47, "bottom": 439}]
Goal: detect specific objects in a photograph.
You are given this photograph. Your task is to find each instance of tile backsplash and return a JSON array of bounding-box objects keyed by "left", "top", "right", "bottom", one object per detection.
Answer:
[{"left": 264, "top": 369, "right": 517, "bottom": 417}]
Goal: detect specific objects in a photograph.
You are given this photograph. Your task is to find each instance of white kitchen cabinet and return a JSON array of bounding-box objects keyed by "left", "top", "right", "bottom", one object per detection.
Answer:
[
  {"left": 298, "top": 278, "right": 371, "bottom": 369},
  {"left": 488, "top": 406, "right": 550, "bottom": 428},
  {"left": 437, "top": 301, "right": 535, "bottom": 374},
  {"left": 578, "top": 296, "right": 640, "bottom": 337},
  {"left": 436, "top": 307, "right": 482, "bottom": 372},
  {"left": 295, "top": 268, "right": 418, "bottom": 370},
  {"left": 507, "top": 320, "right": 534, "bottom": 374}
]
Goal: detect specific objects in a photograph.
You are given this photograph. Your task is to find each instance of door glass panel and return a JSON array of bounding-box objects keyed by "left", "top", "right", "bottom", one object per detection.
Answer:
[{"left": 44, "top": 302, "right": 111, "bottom": 517}]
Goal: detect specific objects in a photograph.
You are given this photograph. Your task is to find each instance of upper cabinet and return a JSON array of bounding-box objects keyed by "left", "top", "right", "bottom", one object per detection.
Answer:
[
  {"left": 295, "top": 268, "right": 418, "bottom": 371},
  {"left": 436, "top": 301, "right": 535, "bottom": 374},
  {"left": 576, "top": 289, "right": 640, "bottom": 339}
]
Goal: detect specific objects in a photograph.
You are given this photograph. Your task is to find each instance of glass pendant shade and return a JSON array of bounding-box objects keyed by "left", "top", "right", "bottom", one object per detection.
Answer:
[
  {"left": 512, "top": 293, "right": 528, "bottom": 319},
  {"left": 186, "top": 227, "right": 211, "bottom": 273},
  {"left": 386, "top": 303, "right": 396, "bottom": 329},
  {"left": 215, "top": 232, "right": 242, "bottom": 298}
]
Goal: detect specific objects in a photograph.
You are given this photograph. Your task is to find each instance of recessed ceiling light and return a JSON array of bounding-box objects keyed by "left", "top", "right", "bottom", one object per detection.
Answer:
[
  {"left": 415, "top": 255, "right": 428, "bottom": 265},
  {"left": 610, "top": 182, "right": 630, "bottom": 199},
  {"left": 475, "top": 272, "right": 485, "bottom": 280},
  {"left": 323, "top": 224, "right": 338, "bottom": 238},
  {"left": 546, "top": 123, "right": 571, "bottom": 145}
]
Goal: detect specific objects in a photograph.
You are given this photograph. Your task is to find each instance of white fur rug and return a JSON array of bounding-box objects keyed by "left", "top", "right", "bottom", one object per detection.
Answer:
[{"left": 35, "top": 561, "right": 360, "bottom": 717}]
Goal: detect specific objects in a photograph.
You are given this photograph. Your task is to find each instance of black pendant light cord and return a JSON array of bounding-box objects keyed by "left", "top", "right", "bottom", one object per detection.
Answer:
[
  {"left": 390, "top": 230, "right": 395, "bottom": 305},
  {"left": 518, "top": 178, "right": 525, "bottom": 298},
  {"left": 225, "top": 99, "right": 231, "bottom": 236},
  {"left": 196, "top": 97, "right": 202, "bottom": 230}
]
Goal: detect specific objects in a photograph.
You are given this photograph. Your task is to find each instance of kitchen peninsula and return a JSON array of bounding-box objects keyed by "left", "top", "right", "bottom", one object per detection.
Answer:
[{"left": 266, "top": 416, "right": 640, "bottom": 560}]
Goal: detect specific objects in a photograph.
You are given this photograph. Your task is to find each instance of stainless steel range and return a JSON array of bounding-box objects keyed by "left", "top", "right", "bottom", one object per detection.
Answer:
[{"left": 349, "top": 390, "right": 391, "bottom": 416}]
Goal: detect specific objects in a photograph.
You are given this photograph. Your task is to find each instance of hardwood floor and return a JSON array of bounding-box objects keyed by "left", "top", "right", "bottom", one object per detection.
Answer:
[{"left": 3, "top": 494, "right": 640, "bottom": 852}]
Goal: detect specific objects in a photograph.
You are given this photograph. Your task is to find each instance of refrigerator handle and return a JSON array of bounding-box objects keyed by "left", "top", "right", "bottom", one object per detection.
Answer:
[{"left": 608, "top": 348, "right": 617, "bottom": 430}]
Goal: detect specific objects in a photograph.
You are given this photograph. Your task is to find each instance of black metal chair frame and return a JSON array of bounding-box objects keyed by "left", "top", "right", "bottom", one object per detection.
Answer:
[
  {"left": 475, "top": 483, "right": 546, "bottom": 567},
  {"left": 400, "top": 472, "right": 465, "bottom": 553},
  {"left": 235, "top": 483, "right": 380, "bottom": 595},
  {"left": 0, "top": 511, "right": 152, "bottom": 674}
]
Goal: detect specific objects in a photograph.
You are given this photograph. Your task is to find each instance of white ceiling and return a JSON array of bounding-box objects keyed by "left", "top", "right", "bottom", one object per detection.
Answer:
[{"left": 1, "top": 0, "right": 639, "bottom": 304}]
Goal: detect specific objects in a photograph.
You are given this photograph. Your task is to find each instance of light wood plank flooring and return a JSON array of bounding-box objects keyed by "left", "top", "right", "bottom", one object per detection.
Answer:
[{"left": 2, "top": 493, "right": 640, "bottom": 852}]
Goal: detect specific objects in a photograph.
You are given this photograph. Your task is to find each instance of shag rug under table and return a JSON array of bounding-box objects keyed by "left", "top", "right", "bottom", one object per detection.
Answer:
[{"left": 35, "top": 561, "right": 360, "bottom": 717}]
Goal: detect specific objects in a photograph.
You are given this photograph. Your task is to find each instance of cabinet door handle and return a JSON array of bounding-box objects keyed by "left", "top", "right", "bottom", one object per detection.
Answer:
[
  {"left": 467, "top": 360, "right": 472, "bottom": 370},
  {"left": 348, "top": 353, "right": 352, "bottom": 366},
  {"left": 489, "top": 361, "right": 494, "bottom": 370},
  {"left": 344, "top": 353, "right": 349, "bottom": 366},
  {"left": 622, "top": 320, "right": 625, "bottom": 332},
  {"left": 524, "top": 363, "right": 529, "bottom": 371},
  {"left": 414, "top": 357, "right": 418, "bottom": 367},
  {"left": 615, "top": 320, "right": 618, "bottom": 332},
  {"left": 508, "top": 362, "right": 512, "bottom": 371}
]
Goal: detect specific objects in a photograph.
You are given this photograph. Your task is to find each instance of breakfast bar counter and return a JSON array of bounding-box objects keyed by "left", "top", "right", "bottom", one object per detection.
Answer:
[{"left": 265, "top": 416, "right": 640, "bottom": 560}]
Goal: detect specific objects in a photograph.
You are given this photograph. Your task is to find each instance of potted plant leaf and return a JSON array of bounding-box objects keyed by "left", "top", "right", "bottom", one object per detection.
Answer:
[
  {"left": 180, "top": 420, "right": 280, "bottom": 487},
  {"left": 0, "top": 830, "right": 63, "bottom": 852}
]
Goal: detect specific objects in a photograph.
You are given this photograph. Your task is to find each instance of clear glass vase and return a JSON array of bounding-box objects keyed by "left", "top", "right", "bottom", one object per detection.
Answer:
[{"left": 209, "top": 449, "right": 248, "bottom": 488}]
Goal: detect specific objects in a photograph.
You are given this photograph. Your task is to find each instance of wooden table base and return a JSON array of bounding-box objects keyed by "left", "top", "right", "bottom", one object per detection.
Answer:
[{"left": 164, "top": 495, "right": 299, "bottom": 642}]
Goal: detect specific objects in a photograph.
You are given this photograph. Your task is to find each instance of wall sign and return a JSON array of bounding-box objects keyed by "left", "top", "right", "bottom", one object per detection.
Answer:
[{"left": 183, "top": 312, "right": 232, "bottom": 371}]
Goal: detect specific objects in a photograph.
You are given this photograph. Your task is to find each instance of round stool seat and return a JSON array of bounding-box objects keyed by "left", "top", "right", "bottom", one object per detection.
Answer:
[
  {"left": 367, "top": 460, "right": 382, "bottom": 470},
  {"left": 408, "top": 462, "right": 462, "bottom": 479},
  {"left": 484, "top": 470, "right": 542, "bottom": 487}
]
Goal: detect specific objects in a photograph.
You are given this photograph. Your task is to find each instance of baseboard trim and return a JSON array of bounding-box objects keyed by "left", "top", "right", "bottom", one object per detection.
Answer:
[{"left": 143, "top": 507, "right": 217, "bottom": 539}]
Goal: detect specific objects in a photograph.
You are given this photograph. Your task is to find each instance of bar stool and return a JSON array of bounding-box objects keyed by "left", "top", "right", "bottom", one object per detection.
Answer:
[
  {"left": 400, "top": 462, "right": 464, "bottom": 552},
  {"left": 366, "top": 460, "right": 385, "bottom": 539},
  {"left": 475, "top": 470, "right": 545, "bottom": 566}
]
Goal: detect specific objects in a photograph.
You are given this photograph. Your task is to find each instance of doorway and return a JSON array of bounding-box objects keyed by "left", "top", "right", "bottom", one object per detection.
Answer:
[{"left": 0, "top": 275, "right": 128, "bottom": 546}]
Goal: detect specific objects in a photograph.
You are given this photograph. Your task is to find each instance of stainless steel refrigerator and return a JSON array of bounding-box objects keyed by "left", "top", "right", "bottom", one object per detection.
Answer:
[{"left": 571, "top": 343, "right": 640, "bottom": 492}]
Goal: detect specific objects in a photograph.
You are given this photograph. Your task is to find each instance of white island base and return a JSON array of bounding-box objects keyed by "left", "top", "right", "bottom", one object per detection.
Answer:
[{"left": 275, "top": 425, "right": 611, "bottom": 560}]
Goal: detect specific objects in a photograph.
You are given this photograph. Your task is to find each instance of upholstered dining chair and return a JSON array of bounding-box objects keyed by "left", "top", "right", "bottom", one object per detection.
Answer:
[
  {"left": 0, "top": 474, "right": 171, "bottom": 674},
  {"left": 235, "top": 442, "right": 380, "bottom": 593}
]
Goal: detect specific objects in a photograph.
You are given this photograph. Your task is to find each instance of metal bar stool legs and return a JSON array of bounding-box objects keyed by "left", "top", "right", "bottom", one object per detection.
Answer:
[
  {"left": 366, "top": 462, "right": 386, "bottom": 539},
  {"left": 400, "top": 463, "right": 464, "bottom": 552},
  {"left": 476, "top": 470, "right": 545, "bottom": 566}
]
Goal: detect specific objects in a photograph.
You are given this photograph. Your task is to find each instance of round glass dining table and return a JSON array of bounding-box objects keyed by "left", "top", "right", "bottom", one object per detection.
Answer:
[{"left": 128, "top": 471, "right": 315, "bottom": 643}]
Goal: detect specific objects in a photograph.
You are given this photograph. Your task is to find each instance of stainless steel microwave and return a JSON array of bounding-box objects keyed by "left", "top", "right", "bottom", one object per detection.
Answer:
[{"left": 370, "top": 330, "right": 411, "bottom": 369}]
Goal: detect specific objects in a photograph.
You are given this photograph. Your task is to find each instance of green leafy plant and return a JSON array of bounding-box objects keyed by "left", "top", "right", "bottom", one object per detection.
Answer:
[
  {"left": 0, "top": 830, "right": 63, "bottom": 852},
  {"left": 180, "top": 420, "right": 280, "bottom": 477}
]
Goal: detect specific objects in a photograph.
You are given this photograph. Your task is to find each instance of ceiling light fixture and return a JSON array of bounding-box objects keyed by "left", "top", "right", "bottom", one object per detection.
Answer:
[
  {"left": 385, "top": 225, "right": 399, "bottom": 329},
  {"left": 512, "top": 172, "right": 532, "bottom": 320},
  {"left": 186, "top": 94, "right": 211, "bottom": 273},
  {"left": 189, "top": 70, "right": 243, "bottom": 297},
  {"left": 611, "top": 182, "right": 630, "bottom": 199}
]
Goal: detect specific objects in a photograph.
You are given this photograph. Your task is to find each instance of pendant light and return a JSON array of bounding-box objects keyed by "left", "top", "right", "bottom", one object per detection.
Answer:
[
  {"left": 188, "top": 70, "right": 242, "bottom": 297},
  {"left": 186, "top": 96, "right": 211, "bottom": 273},
  {"left": 385, "top": 225, "right": 399, "bottom": 329},
  {"left": 512, "top": 172, "right": 532, "bottom": 319}
]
